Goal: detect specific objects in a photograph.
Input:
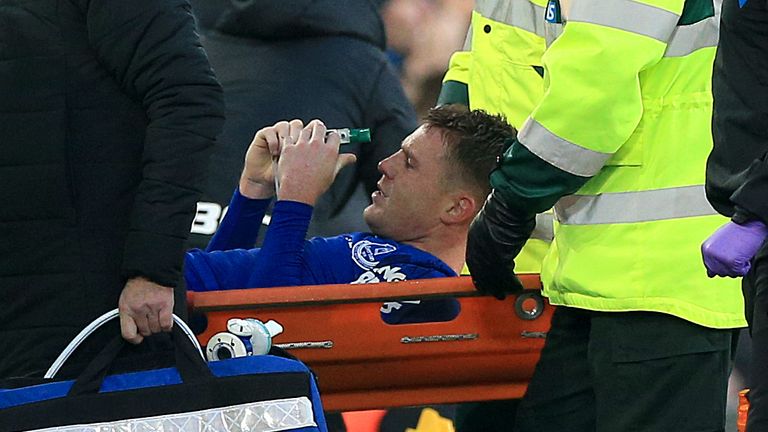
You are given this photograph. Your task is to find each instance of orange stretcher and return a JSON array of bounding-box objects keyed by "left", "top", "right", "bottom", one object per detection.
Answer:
[{"left": 187, "top": 275, "right": 552, "bottom": 412}]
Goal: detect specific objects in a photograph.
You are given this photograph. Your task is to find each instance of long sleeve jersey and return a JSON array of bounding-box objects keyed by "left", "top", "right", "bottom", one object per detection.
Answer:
[{"left": 185, "top": 190, "right": 460, "bottom": 324}]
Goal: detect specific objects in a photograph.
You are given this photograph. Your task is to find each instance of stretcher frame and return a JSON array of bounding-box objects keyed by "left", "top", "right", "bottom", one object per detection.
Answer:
[{"left": 188, "top": 275, "right": 551, "bottom": 412}]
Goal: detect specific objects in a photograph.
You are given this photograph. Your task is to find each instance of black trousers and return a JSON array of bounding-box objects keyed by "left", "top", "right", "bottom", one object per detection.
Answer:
[
  {"left": 515, "top": 307, "right": 735, "bottom": 432},
  {"left": 745, "top": 242, "right": 768, "bottom": 432},
  {"left": 714, "top": 0, "right": 768, "bottom": 429}
]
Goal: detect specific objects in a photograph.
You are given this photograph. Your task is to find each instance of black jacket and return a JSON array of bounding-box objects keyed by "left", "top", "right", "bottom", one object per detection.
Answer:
[
  {"left": 0, "top": 0, "right": 224, "bottom": 377},
  {"left": 707, "top": 0, "right": 768, "bottom": 223},
  {"left": 186, "top": 0, "right": 417, "bottom": 248}
]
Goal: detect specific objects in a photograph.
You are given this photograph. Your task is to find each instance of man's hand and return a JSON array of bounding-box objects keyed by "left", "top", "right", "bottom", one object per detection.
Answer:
[
  {"left": 466, "top": 190, "right": 534, "bottom": 299},
  {"left": 118, "top": 277, "right": 174, "bottom": 344},
  {"left": 702, "top": 220, "right": 768, "bottom": 277},
  {"left": 276, "top": 120, "right": 356, "bottom": 205},
  {"left": 239, "top": 119, "right": 304, "bottom": 199}
]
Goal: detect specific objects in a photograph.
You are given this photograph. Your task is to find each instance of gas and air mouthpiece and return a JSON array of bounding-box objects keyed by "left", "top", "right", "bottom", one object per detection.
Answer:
[{"left": 326, "top": 128, "right": 371, "bottom": 144}]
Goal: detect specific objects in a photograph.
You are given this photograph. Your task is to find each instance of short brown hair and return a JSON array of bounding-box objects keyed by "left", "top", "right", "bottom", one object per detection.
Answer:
[{"left": 424, "top": 105, "right": 517, "bottom": 201}]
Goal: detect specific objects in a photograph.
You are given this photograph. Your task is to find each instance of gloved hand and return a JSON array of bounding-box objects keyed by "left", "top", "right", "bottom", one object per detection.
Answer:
[
  {"left": 701, "top": 220, "right": 768, "bottom": 277},
  {"left": 466, "top": 190, "right": 535, "bottom": 299}
]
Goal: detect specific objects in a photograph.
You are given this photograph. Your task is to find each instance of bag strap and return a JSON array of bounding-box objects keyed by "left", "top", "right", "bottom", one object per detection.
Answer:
[
  {"left": 68, "top": 326, "right": 213, "bottom": 396},
  {"left": 45, "top": 309, "right": 204, "bottom": 379}
]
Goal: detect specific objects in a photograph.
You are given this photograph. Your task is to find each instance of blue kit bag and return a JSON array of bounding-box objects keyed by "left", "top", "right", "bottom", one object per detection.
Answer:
[{"left": 0, "top": 310, "right": 327, "bottom": 432}]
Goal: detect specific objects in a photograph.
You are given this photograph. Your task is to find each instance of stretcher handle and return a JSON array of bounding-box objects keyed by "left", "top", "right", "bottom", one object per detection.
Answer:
[
  {"left": 44, "top": 309, "right": 203, "bottom": 379},
  {"left": 188, "top": 274, "right": 542, "bottom": 311}
]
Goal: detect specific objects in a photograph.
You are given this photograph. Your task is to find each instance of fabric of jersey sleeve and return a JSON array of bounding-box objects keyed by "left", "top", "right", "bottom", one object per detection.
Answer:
[
  {"left": 185, "top": 199, "right": 314, "bottom": 291},
  {"left": 185, "top": 247, "right": 262, "bottom": 291},
  {"left": 251, "top": 200, "right": 314, "bottom": 287},
  {"left": 492, "top": 0, "right": 685, "bottom": 214},
  {"left": 206, "top": 189, "right": 270, "bottom": 252}
]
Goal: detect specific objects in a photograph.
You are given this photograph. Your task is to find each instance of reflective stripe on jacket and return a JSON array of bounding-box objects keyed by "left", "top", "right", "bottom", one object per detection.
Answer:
[{"left": 527, "top": 0, "right": 744, "bottom": 328}]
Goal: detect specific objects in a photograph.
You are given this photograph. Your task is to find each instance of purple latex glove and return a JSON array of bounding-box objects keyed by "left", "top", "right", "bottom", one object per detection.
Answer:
[{"left": 702, "top": 220, "right": 768, "bottom": 277}]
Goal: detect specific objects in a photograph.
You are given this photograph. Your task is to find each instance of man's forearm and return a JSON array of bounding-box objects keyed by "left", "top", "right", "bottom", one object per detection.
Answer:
[{"left": 239, "top": 172, "right": 275, "bottom": 200}]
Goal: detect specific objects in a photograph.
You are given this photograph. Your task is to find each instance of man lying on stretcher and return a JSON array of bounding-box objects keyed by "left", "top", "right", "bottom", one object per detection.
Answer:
[{"left": 184, "top": 105, "right": 515, "bottom": 324}]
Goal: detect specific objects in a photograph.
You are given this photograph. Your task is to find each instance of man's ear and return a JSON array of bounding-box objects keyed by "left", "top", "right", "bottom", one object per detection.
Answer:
[{"left": 443, "top": 194, "right": 478, "bottom": 225}]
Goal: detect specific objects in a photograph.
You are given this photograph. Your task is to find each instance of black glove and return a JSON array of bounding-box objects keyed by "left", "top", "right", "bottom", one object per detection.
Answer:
[{"left": 466, "top": 189, "right": 535, "bottom": 299}]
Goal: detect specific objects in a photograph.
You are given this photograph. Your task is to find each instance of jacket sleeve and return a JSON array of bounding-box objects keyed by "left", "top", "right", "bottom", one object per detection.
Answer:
[
  {"left": 732, "top": 153, "right": 768, "bottom": 223},
  {"left": 437, "top": 50, "right": 471, "bottom": 106},
  {"left": 76, "top": 0, "right": 225, "bottom": 288},
  {"left": 492, "top": 0, "right": 685, "bottom": 215},
  {"left": 437, "top": 21, "right": 471, "bottom": 107}
]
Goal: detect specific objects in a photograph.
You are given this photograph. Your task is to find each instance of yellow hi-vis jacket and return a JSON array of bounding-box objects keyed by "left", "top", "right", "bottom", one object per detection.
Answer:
[
  {"left": 443, "top": 0, "right": 552, "bottom": 274},
  {"left": 491, "top": 0, "right": 745, "bottom": 328}
]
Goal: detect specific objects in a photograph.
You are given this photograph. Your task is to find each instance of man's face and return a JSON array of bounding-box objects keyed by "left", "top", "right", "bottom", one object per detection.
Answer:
[{"left": 363, "top": 125, "right": 453, "bottom": 241}]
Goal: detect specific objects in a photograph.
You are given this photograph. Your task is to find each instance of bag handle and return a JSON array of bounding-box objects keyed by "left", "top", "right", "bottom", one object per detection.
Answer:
[
  {"left": 45, "top": 309, "right": 204, "bottom": 379},
  {"left": 67, "top": 325, "right": 212, "bottom": 396}
]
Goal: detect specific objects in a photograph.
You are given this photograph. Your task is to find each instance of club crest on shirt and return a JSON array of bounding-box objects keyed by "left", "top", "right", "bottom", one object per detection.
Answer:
[{"left": 351, "top": 239, "right": 398, "bottom": 269}]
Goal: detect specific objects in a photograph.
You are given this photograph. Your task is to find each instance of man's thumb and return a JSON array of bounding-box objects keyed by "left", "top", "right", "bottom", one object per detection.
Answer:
[{"left": 334, "top": 154, "right": 357, "bottom": 176}]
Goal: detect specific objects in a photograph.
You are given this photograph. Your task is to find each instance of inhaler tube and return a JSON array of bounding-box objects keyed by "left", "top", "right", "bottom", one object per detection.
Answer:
[{"left": 326, "top": 128, "right": 371, "bottom": 144}]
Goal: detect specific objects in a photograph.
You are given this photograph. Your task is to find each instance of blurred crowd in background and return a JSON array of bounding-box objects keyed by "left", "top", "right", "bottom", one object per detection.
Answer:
[
  {"left": 191, "top": 0, "right": 474, "bottom": 120},
  {"left": 380, "top": 0, "right": 473, "bottom": 117}
]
